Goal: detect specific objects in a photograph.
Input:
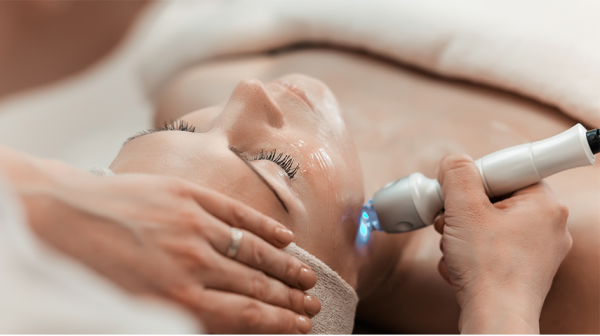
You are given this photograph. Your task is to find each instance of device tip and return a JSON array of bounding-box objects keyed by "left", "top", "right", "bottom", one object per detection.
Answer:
[
  {"left": 355, "top": 199, "right": 380, "bottom": 257},
  {"left": 587, "top": 129, "right": 600, "bottom": 155}
]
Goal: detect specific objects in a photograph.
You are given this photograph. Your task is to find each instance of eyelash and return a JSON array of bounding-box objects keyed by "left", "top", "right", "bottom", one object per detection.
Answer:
[
  {"left": 158, "top": 119, "right": 196, "bottom": 132},
  {"left": 126, "top": 120, "right": 196, "bottom": 143},
  {"left": 252, "top": 149, "right": 300, "bottom": 179}
]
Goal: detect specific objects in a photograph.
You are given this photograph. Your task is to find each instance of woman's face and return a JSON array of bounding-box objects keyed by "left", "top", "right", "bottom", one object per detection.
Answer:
[{"left": 110, "top": 74, "right": 365, "bottom": 283}]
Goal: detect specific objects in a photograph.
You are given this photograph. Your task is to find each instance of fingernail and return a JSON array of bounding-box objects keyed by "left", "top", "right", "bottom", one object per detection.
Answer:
[
  {"left": 275, "top": 227, "right": 294, "bottom": 245},
  {"left": 304, "top": 294, "right": 321, "bottom": 317},
  {"left": 298, "top": 267, "right": 317, "bottom": 290},
  {"left": 297, "top": 315, "right": 312, "bottom": 334}
]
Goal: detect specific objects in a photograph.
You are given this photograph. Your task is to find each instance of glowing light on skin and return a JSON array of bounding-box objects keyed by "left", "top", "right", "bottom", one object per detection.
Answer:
[{"left": 355, "top": 199, "right": 381, "bottom": 257}]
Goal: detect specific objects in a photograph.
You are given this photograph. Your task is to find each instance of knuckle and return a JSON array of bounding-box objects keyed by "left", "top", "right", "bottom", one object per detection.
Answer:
[
  {"left": 441, "top": 154, "right": 473, "bottom": 172},
  {"left": 288, "top": 288, "right": 304, "bottom": 311},
  {"left": 240, "top": 301, "right": 263, "bottom": 330},
  {"left": 167, "top": 284, "right": 204, "bottom": 308},
  {"left": 177, "top": 207, "right": 200, "bottom": 225},
  {"left": 565, "top": 231, "right": 574, "bottom": 251},
  {"left": 231, "top": 202, "right": 247, "bottom": 228},
  {"left": 250, "top": 272, "right": 270, "bottom": 300},
  {"left": 284, "top": 256, "right": 300, "bottom": 283},
  {"left": 250, "top": 239, "right": 267, "bottom": 267},
  {"left": 557, "top": 203, "right": 570, "bottom": 222},
  {"left": 256, "top": 213, "right": 269, "bottom": 233},
  {"left": 188, "top": 212, "right": 209, "bottom": 235},
  {"left": 193, "top": 250, "right": 214, "bottom": 270},
  {"left": 279, "top": 309, "right": 300, "bottom": 333},
  {"left": 548, "top": 201, "right": 569, "bottom": 224},
  {"left": 164, "top": 177, "right": 190, "bottom": 195}
]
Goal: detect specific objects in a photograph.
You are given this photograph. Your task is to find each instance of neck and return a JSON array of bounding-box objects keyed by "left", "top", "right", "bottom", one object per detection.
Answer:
[{"left": 354, "top": 230, "right": 413, "bottom": 300}]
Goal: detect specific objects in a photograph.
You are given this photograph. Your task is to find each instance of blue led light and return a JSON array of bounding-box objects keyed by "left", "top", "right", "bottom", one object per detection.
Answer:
[
  {"left": 360, "top": 223, "right": 368, "bottom": 236},
  {"left": 355, "top": 199, "right": 380, "bottom": 257}
]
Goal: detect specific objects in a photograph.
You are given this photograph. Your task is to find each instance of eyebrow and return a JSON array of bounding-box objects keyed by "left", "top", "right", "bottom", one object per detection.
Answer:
[{"left": 229, "top": 146, "right": 289, "bottom": 213}]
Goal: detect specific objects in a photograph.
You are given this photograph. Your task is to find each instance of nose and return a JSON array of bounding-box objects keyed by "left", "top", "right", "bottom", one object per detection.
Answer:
[{"left": 222, "top": 79, "right": 284, "bottom": 133}]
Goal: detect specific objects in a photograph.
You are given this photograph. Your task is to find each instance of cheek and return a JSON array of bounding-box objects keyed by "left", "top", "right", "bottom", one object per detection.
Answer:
[{"left": 294, "top": 145, "right": 343, "bottom": 228}]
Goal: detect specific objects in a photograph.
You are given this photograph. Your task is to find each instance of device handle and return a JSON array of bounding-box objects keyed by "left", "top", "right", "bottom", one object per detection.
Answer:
[{"left": 475, "top": 124, "right": 594, "bottom": 197}]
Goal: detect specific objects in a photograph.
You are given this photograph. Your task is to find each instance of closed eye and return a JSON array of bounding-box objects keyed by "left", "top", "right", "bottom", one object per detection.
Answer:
[
  {"left": 251, "top": 149, "right": 300, "bottom": 179},
  {"left": 229, "top": 146, "right": 289, "bottom": 213},
  {"left": 124, "top": 120, "right": 196, "bottom": 145}
]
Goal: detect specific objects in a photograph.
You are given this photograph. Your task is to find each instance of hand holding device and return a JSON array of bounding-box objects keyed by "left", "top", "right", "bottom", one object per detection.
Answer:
[
  {"left": 367, "top": 124, "right": 598, "bottom": 234},
  {"left": 434, "top": 154, "right": 572, "bottom": 334}
]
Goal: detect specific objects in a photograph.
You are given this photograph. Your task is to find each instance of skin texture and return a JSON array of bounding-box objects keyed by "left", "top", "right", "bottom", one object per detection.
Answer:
[
  {"left": 0, "top": 2, "right": 322, "bottom": 333},
  {"left": 154, "top": 48, "right": 599, "bottom": 333},
  {"left": 0, "top": 1, "right": 595, "bottom": 331},
  {"left": 111, "top": 74, "right": 366, "bottom": 287}
]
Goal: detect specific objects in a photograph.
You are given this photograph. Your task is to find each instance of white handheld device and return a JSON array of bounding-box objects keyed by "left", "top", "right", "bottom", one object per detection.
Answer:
[{"left": 370, "top": 124, "right": 599, "bottom": 234}]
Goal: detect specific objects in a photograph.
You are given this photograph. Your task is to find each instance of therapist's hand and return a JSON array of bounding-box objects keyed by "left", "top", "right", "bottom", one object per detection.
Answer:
[
  {"left": 433, "top": 154, "right": 572, "bottom": 334},
  {"left": 2, "top": 146, "right": 318, "bottom": 334}
]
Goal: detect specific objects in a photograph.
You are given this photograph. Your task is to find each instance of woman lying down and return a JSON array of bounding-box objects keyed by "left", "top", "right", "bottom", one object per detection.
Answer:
[{"left": 99, "top": 50, "right": 597, "bottom": 333}]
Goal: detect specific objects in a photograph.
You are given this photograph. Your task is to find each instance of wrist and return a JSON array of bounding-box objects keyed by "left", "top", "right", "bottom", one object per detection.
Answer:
[{"left": 460, "top": 291, "right": 542, "bottom": 334}]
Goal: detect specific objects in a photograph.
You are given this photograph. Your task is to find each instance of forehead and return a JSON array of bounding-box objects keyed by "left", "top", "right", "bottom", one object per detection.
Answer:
[{"left": 113, "top": 130, "right": 292, "bottom": 219}]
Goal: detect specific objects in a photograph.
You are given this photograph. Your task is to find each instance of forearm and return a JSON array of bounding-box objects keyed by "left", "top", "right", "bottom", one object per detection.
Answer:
[
  {"left": 0, "top": 144, "right": 53, "bottom": 185},
  {"left": 0, "top": 144, "right": 88, "bottom": 195},
  {"left": 0, "top": 144, "right": 96, "bottom": 240}
]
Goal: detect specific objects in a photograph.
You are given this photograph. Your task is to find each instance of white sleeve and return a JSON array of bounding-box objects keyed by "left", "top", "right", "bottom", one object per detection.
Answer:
[{"left": 0, "top": 174, "right": 200, "bottom": 333}]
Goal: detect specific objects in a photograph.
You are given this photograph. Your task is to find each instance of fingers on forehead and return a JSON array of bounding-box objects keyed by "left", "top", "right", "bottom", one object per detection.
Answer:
[
  {"left": 195, "top": 213, "right": 313, "bottom": 291},
  {"left": 205, "top": 255, "right": 307, "bottom": 316},
  {"left": 191, "top": 186, "right": 288, "bottom": 246},
  {"left": 236, "top": 230, "right": 313, "bottom": 288}
]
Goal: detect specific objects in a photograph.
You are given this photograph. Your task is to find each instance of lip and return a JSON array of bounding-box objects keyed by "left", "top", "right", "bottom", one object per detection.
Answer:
[{"left": 273, "top": 80, "right": 314, "bottom": 111}]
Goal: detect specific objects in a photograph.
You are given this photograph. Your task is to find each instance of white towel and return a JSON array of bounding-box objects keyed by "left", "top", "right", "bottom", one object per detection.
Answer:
[
  {"left": 2, "top": 0, "right": 598, "bottom": 169},
  {"left": 284, "top": 243, "right": 359, "bottom": 334},
  {"left": 89, "top": 165, "right": 116, "bottom": 177},
  {"left": 139, "top": 0, "right": 600, "bottom": 127}
]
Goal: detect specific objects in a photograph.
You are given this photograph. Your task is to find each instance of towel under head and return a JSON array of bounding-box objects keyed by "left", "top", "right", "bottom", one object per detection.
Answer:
[{"left": 284, "top": 242, "right": 358, "bottom": 334}]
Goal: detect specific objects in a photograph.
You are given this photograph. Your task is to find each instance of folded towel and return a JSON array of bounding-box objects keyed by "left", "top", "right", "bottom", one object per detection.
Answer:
[
  {"left": 284, "top": 243, "right": 358, "bottom": 334},
  {"left": 2, "top": 0, "right": 598, "bottom": 169},
  {"left": 139, "top": 0, "right": 600, "bottom": 127},
  {"left": 89, "top": 166, "right": 115, "bottom": 177}
]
